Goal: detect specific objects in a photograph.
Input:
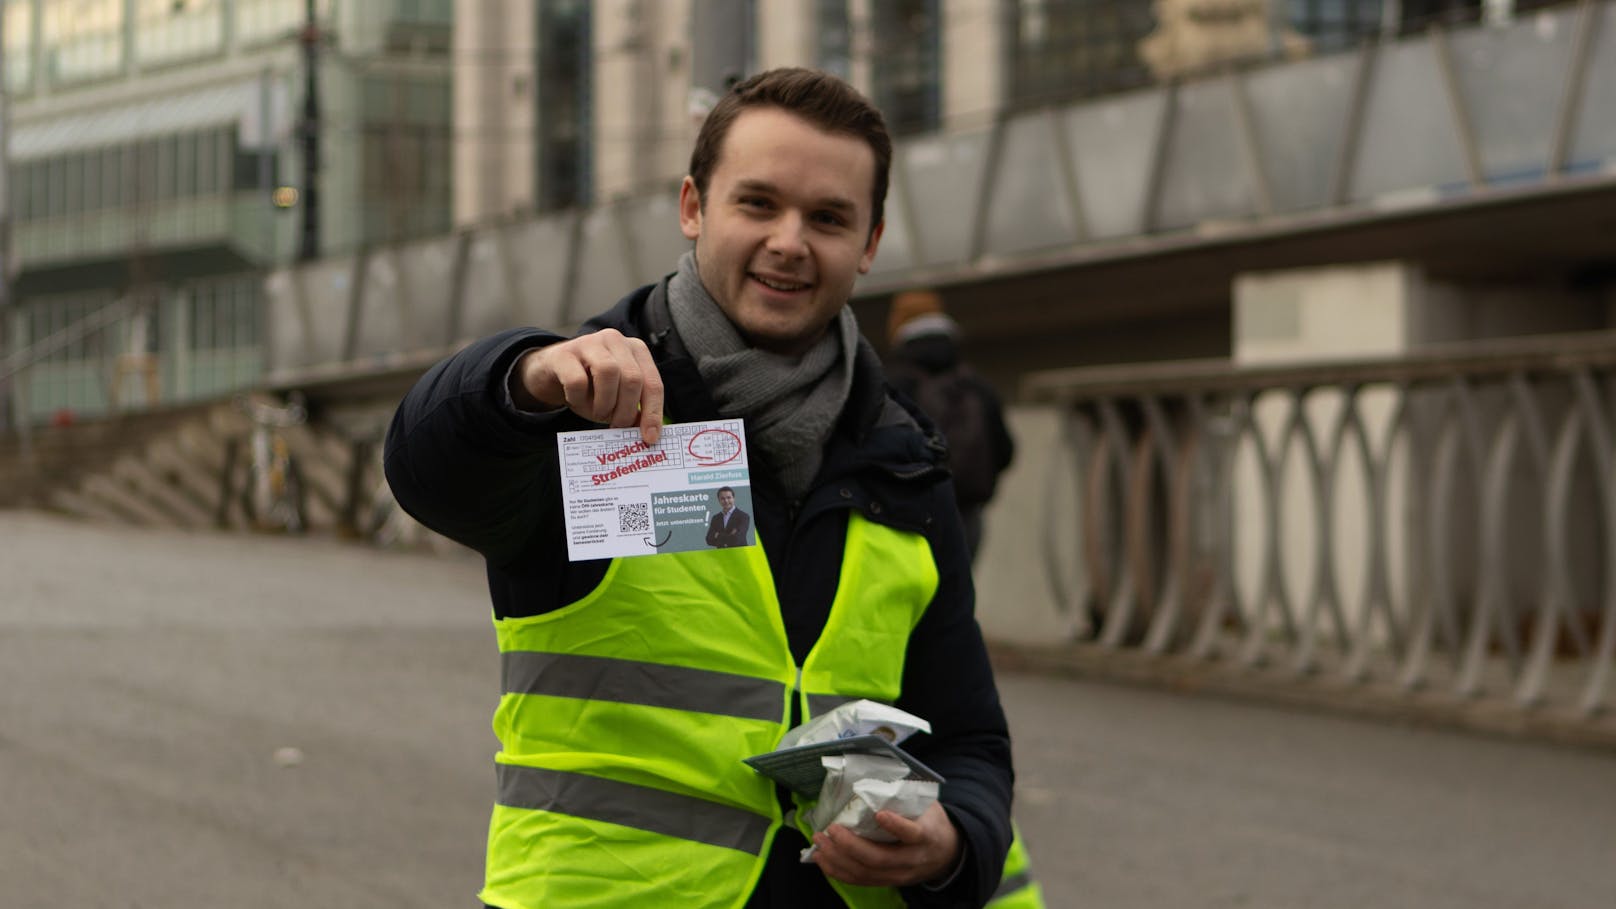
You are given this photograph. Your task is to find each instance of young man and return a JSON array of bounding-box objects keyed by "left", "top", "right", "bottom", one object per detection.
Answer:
[{"left": 386, "top": 68, "right": 1028, "bottom": 908}]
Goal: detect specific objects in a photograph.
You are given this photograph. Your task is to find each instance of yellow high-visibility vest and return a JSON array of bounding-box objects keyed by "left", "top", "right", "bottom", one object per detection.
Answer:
[{"left": 483, "top": 511, "right": 1044, "bottom": 908}]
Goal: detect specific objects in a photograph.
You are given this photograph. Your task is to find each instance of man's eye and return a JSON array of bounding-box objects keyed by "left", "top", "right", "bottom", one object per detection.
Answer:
[
  {"left": 739, "top": 196, "right": 771, "bottom": 209},
  {"left": 812, "top": 212, "right": 846, "bottom": 227}
]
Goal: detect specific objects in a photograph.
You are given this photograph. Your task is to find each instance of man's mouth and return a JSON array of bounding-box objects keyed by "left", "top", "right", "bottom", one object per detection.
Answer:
[{"left": 752, "top": 273, "right": 812, "bottom": 293}]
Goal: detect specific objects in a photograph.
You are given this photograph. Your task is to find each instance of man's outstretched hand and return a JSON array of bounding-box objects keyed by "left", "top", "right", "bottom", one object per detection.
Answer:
[
  {"left": 512, "top": 330, "right": 664, "bottom": 445},
  {"left": 809, "top": 802, "right": 961, "bottom": 889}
]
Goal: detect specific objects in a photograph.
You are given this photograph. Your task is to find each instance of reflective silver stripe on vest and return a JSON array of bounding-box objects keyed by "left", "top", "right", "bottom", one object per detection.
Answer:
[
  {"left": 992, "top": 871, "right": 1032, "bottom": 900},
  {"left": 496, "top": 762, "right": 773, "bottom": 854},
  {"left": 806, "top": 693, "right": 855, "bottom": 718},
  {"left": 503, "top": 651, "right": 785, "bottom": 722}
]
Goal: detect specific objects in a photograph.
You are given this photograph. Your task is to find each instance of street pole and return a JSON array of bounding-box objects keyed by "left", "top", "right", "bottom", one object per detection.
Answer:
[{"left": 298, "top": 0, "right": 321, "bottom": 261}]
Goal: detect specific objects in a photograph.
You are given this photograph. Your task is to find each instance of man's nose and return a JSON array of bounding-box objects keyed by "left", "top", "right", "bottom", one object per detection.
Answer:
[{"left": 765, "top": 211, "right": 808, "bottom": 259}]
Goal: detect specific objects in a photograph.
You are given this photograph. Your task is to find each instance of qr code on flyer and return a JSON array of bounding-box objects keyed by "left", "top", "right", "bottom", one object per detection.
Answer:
[{"left": 617, "top": 503, "right": 650, "bottom": 534}]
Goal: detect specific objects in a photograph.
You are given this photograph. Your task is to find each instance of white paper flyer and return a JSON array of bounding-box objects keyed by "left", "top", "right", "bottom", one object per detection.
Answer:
[{"left": 556, "top": 419, "right": 755, "bottom": 561}]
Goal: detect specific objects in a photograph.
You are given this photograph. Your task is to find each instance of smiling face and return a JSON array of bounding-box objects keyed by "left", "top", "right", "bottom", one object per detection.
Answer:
[
  {"left": 718, "top": 489, "right": 735, "bottom": 511},
  {"left": 680, "top": 107, "right": 884, "bottom": 357}
]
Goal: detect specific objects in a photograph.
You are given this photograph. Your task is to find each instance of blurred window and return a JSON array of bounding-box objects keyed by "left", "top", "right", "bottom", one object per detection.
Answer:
[
  {"left": 237, "top": 0, "right": 330, "bottom": 46},
  {"left": 814, "top": 0, "right": 852, "bottom": 81},
  {"left": 359, "top": 75, "right": 451, "bottom": 241},
  {"left": 102, "top": 147, "right": 123, "bottom": 209},
  {"left": 197, "top": 129, "right": 218, "bottom": 195},
  {"left": 82, "top": 151, "right": 101, "bottom": 212},
  {"left": 47, "top": 157, "right": 64, "bottom": 218},
  {"left": 1290, "top": 0, "right": 1383, "bottom": 51},
  {"left": 15, "top": 162, "right": 35, "bottom": 220},
  {"left": 135, "top": 0, "right": 222, "bottom": 66},
  {"left": 32, "top": 159, "right": 50, "bottom": 218},
  {"left": 42, "top": 0, "right": 123, "bottom": 85},
  {"left": 176, "top": 133, "right": 197, "bottom": 198},
  {"left": 4, "top": 0, "right": 32, "bottom": 93},
  {"left": 869, "top": 0, "right": 941, "bottom": 136},
  {"left": 1007, "top": 0, "right": 1155, "bottom": 110},
  {"left": 158, "top": 135, "right": 179, "bottom": 201},
  {"left": 63, "top": 153, "right": 83, "bottom": 215},
  {"left": 188, "top": 275, "right": 261, "bottom": 351},
  {"left": 536, "top": 0, "right": 593, "bottom": 212},
  {"left": 138, "top": 139, "right": 161, "bottom": 206}
]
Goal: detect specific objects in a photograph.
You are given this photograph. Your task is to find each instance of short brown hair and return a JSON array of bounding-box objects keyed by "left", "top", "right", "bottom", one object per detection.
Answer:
[{"left": 688, "top": 68, "right": 892, "bottom": 238}]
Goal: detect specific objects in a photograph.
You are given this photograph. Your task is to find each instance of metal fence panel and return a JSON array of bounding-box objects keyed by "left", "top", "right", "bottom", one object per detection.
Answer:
[
  {"left": 1352, "top": 38, "right": 1470, "bottom": 200},
  {"left": 1448, "top": 12, "right": 1572, "bottom": 182},
  {"left": 1569, "top": 4, "right": 1616, "bottom": 171},
  {"left": 982, "top": 111, "right": 1081, "bottom": 257},
  {"left": 1064, "top": 89, "right": 1166, "bottom": 239},
  {"left": 1244, "top": 54, "right": 1357, "bottom": 212},
  {"left": 900, "top": 129, "right": 993, "bottom": 267},
  {"left": 393, "top": 235, "right": 460, "bottom": 345},
  {"left": 502, "top": 215, "right": 574, "bottom": 332},
  {"left": 461, "top": 231, "right": 515, "bottom": 342},
  {"left": 569, "top": 208, "right": 629, "bottom": 329},
  {"left": 1157, "top": 79, "right": 1259, "bottom": 230},
  {"left": 621, "top": 192, "right": 690, "bottom": 288},
  {"left": 279, "top": 258, "right": 350, "bottom": 371}
]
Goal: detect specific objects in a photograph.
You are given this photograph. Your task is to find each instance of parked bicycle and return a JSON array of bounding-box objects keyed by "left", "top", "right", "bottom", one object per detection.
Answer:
[{"left": 235, "top": 392, "right": 308, "bottom": 533}]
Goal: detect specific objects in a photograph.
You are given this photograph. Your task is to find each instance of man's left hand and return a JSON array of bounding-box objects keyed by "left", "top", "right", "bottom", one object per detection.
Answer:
[{"left": 809, "top": 802, "right": 960, "bottom": 888}]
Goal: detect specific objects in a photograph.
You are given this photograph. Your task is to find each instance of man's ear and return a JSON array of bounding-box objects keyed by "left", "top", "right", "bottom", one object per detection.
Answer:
[
  {"left": 858, "top": 218, "right": 885, "bottom": 274},
  {"left": 679, "top": 177, "right": 702, "bottom": 241}
]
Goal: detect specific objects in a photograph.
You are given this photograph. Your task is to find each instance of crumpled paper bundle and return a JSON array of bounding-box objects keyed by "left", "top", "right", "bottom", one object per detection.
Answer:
[
  {"left": 792, "top": 704, "right": 941, "bottom": 862},
  {"left": 779, "top": 699, "right": 929, "bottom": 749}
]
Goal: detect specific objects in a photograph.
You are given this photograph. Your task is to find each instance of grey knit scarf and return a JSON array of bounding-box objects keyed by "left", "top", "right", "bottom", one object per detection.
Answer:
[{"left": 666, "top": 251, "right": 857, "bottom": 500}]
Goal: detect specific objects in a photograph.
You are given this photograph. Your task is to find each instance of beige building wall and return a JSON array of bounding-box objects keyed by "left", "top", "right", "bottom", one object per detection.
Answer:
[
  {"left": 452, "top": 0, "right": 536, "bottom": 227},
  {"left": 941, "top": 0, "right": 1004, "bottom": 130},
  {"left": 593, "top": 0, "right": 695, "bottom": 201},
  {"left": 459, "top": 0, "right": 1019, "bottom": 211},
  {"left": 756, "top": 0, "right": 815, "bottom": 68}
]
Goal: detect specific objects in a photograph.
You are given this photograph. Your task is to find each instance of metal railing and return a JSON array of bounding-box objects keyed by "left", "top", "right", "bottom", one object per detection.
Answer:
[
  {"left": 0, "top": 295, "right": 144, "bottom": 386},
  {"left": 1023, "top": 332, "right": 1616, "bottom": 722}
]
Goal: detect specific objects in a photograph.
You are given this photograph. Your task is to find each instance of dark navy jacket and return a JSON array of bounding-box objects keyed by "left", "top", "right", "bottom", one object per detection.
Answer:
[{"left": 384, "top": 282, "right": 1014, "bottom": 908}]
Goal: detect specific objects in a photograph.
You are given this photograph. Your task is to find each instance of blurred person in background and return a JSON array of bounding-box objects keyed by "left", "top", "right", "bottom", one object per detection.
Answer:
[{"left": 884, "top": 291, "right": 1015, "bottom": 563}]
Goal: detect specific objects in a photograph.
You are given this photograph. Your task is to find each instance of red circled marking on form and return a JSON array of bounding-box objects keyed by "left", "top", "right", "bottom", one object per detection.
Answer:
[{"left": 687, "top": 428, "right": 742, "bottom": 465}]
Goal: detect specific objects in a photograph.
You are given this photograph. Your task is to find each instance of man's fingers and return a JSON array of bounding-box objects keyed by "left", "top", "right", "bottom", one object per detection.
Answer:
[
  {"left": 584, "top": 346, "right": 622, "bottom": 424},
  {"left": 818, "top": 826, "right": 903, "bottom": 874},
  {"left": 548, "top": 353, "right": 593, "bottom": 415},
  {"left": 528, "top": 331, "right": 664, "bottom": 441},
  {"left": 872, "top": 810, "right": 925, "bottom": 844},
  {"left": 629, "top": 340, "right": 664, "bottom": 445},
  {"left": 603, "top": 345, "right": 644, "bottom": 429},
  {"left": 810, "top": 805, "right": 960, "bottom": 889},
  {"left": 811, "top": 828, "right": 912, "bottom": 888}
]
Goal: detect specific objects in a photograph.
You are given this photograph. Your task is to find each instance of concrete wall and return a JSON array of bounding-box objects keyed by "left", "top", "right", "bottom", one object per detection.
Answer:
[
  {"left": 593, "top": 0, "right": 694, "bottom": 201},
  {"left": 756, "top": 0, "right": 814, "bottom": 70},
  {"left": 941, "top": 0, "right": 1004, "bottom": 131}
]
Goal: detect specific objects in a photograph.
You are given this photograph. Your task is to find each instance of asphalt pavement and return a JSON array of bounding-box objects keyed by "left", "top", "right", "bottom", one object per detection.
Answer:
[{"left": 3, "top": 511, "right": 1612, "bottom": 908}]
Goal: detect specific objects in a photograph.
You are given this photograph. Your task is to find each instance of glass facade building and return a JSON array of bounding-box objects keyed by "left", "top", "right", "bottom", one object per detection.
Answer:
[{"left": 3, "top": 0, "right": 451, "bottom": 425}]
